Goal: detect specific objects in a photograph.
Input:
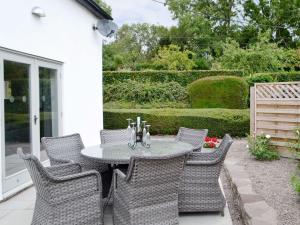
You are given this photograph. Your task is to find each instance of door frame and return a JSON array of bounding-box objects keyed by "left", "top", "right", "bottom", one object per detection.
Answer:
[{"left": 0, "top": 47, "right": 63, "bottom": 200}]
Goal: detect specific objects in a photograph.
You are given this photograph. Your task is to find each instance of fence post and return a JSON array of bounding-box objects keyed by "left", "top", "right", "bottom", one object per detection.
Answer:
[{"left": 250, "top": 86, "right": 255, "bottom": 134}]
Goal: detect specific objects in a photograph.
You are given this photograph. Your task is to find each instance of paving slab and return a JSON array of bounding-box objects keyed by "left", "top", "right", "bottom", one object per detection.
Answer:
[{"left": 0, "top": 186, "right": 233, "bottom": 225}]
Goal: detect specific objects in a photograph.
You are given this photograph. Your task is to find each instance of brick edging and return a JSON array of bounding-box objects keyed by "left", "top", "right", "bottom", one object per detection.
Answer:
[{"left": 224, "top": 160, "right": 278, "bottom": 225}]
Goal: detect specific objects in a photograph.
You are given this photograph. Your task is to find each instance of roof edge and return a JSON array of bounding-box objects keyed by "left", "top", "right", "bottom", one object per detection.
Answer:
[{"left": 76, "top": 0, "right": 113, "bottom": 20}]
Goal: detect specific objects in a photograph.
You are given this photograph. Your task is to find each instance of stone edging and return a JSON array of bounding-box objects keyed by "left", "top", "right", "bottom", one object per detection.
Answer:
[{"left": 224, "top": 160, "right": 278, "bottom": 225}]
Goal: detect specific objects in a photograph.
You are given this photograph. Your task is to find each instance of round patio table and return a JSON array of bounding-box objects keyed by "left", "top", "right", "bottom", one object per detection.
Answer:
[{"left": 81, "top": 140, "right": 194, "bottom": 164}]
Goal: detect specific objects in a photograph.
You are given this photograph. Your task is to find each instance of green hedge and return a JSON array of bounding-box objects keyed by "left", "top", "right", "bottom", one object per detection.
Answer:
[
  {"left": 104, "top": 80, "right": 187, "bottom": 103},
  {"left": 104, "top": 108, "right": 249, "bottom": 137},
  {"left": 247, "top": 71, "right": 300, "bottom": 86},
  {"left": 188, "top": 76, "right": 249, "bottom": 109},
  {"left": 103, "top": 70, "right": 244, "bottom": 86}
]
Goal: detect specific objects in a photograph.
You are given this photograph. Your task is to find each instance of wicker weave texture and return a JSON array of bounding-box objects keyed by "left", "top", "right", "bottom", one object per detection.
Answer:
[
  {"left": 41, "top": 133, "right": 107, "bottom": 172},
  {"left": 100, "top": 129, "right": 129, "bottom": 144},
  {"left": 113, "top": 153, "right": 188, "bottom": 225},
  {"left": 18, "top": 149, "right": 103, "bottom": 225},
  {"left": 176, "top": 127, "right": 208, "bottom": 151},
  {"left": 179, "top": 134, "right": 233, "bottom": 213}
]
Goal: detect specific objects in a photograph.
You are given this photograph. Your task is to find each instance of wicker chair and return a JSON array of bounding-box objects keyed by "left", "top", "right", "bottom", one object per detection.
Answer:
[
  {"left": 100, "top": 129, "right": 129, "bottom": 144},
  {"left": 113, "top": 152, "right": 188, "bottom": 225},
  {"left": 41, "top": 133, "right": 110, "bottom": 197},
  {"left": 18, "top": 148, "right": 103, "bottom": 225},
  {"left": 41, "top": 133, "right": 107, "bottom": 172},
  {"left": 179, "top": 134, "right": 233, "bottom": 215},
  {"left": 176, "top": 127, "right": 208, "bottom": 151}
]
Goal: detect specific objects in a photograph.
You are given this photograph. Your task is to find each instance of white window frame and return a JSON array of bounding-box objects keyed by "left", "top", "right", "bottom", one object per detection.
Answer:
[{"left": 0, "top": 47, "right": 63, "bottom": 200}]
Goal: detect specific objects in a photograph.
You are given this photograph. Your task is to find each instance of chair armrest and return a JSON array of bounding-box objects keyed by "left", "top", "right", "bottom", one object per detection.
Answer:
[
  {"left": 186, "top": 158, "right": 220, "bottom": 166},
  {"left": 49, "top": 156, "right": 73, "bottom": 165},
  {"left": 52, "top": 170, "right": 101, "bottom": 183},
  {"left": 45, "top": 163, "right": 81, "bottom": 177}
]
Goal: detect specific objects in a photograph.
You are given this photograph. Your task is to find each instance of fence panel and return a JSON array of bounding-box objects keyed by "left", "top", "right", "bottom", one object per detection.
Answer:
[{"left": 251, "top": 82, "right": 300, "bottom": 157}]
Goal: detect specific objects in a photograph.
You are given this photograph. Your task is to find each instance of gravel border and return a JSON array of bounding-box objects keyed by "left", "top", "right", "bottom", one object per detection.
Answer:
[{"left": 226, "top": 139, "right": 300, "bottom": 225}]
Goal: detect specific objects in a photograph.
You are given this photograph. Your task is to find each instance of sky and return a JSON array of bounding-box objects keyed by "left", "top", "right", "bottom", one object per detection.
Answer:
[{"left": 104, "top": 0, "right": 177, "bottom": 27}]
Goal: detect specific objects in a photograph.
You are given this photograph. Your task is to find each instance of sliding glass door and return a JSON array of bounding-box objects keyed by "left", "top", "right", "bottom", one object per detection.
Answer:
[{"left": 0, "top": 50, "right": 62, "bottom": 196}]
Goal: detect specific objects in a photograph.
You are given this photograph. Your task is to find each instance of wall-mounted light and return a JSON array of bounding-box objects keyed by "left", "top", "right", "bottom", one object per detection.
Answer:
[{"left": 32, "top": 7, "right": 46, "bottom": 18}]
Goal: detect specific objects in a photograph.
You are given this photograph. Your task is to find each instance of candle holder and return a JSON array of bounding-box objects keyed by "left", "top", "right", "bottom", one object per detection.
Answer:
[{"left": 127, "top": 117, "right": 151, "bottom": 149}]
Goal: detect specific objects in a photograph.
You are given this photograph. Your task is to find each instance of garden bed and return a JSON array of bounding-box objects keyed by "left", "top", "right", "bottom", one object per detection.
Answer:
[{"left": 226, "top": 139, "right": 300, "bottom": 225}]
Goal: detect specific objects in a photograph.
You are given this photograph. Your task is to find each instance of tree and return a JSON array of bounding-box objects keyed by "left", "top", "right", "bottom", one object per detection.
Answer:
[
  {"left": 95, "top": 0, "right": 112, "bottom": 15},
  {"left": 103, "top": 23, "right": 170, "bottom": 70},
  {"left": 217, "top": 31, "right": 298, "bottom": 74},
  {"left": 243, "top": 0, "right": 300, "bottom": 48},
  {"left": 153, "top": 44, "right": 196, "bottom": 70}
]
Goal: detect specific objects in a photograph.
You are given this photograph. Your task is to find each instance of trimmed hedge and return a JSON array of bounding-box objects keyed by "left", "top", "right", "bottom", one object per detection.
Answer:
[
  {"left": 104, "top": 108, "right": 249, "bottom": 137},
  {"left": 188, "top": 76, "right": 249, "bottom": 109},
  {"left": 104, "top": 80, "right": 187, "bottom": 103},
  {"left": 247, "top": 71, "right": 300, "bottom": 86},
  {"left": 103, "top": 70, "right": 244, "bottom": 86}
]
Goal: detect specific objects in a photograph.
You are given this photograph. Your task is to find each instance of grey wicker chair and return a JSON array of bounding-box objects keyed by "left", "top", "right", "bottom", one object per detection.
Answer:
[
  {"left": 113, "top": 152, "right": 188, "bottom": 225},
  {"left": 41, "top": 133, "right": 110, "bottom": 197},
  {"left": 100, "top": 129, "right": 129, "bottom": 144},
  {"left": 41, "top": 133, "right": 107, "bottom": 172},
  {"left": 179, "top": 134, "right": 233, "bottom": 215},
  {"left": 176, "top": 127, "right": 208, "bottom": 151},
  {"left": 18, "top": 148, "right": 103, "bottom": 225}
]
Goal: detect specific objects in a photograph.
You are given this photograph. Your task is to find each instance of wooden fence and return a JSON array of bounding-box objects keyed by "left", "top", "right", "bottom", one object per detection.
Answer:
[{"left": 250, "top": 82, "right": 300, "bottom": 156}]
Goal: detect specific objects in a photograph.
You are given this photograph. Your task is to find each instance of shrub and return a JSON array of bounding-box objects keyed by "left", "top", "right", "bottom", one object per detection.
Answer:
[
  {"left": 103, "top": 70, "right": 244, "bottom": 86},
  {"left": 104, "top": 108, "right": 250, "bottom": 137},
  {"left": 104, "top": 101, "right": 189, "bottom": 109},
  {"left": 291, "top": 174, "right": 300, "bottom": 194},
  {"left": 103, "top": 80, "right": 187, "bottom": 104},
  {"left": 188, "top": 76, "right": 249, "bottom": 109},
  {"left": 246, "top": 74, "right": 274, "bottom": 86},
  {"left": 253, "top": 71, "right": 300, "bottom": 83},
  {"left": 247, "top": 134, "right": 280, "bottom": 161}
]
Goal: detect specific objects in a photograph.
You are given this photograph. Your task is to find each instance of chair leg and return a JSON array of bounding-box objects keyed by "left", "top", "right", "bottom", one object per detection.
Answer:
[{"left": 220, "top": 210, "right": 225, "bottom": 217}]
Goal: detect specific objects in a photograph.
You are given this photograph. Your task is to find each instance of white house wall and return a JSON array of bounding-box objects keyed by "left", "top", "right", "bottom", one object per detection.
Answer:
[{"left": 0, "top": 0, "right": 104, "bottom": 145}]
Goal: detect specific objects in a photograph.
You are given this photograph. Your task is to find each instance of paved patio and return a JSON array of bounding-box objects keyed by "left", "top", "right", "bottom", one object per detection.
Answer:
[{"left": 0, "top": 186, "right": 233, "bottom": 225}]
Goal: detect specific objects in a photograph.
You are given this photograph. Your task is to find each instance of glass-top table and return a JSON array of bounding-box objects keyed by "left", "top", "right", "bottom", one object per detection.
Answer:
[{"left": 81, "top": 140, "right": 194, "bottom": 164}]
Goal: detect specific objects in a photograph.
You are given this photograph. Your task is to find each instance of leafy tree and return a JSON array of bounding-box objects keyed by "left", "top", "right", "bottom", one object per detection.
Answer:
[
  {"left": 103, "top": 23, "right": 169, "bottom": 70},
  {"left": 243, "top": 0, "right": 300, "bottom": 48},
  {"left": 153, "top": 44, "right": 196, "bottom": 70},
  {"left": 217, "top": 31, "right": 298, "bottom": 74},
  {"left": 94, "top": 0, "right": 112, "bottom": 15}
]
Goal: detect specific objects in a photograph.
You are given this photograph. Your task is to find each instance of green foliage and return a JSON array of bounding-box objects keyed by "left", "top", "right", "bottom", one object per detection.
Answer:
[
  {"left": 247, "top": 134, "right": 280, "bottom": 161},
  {"left": 288, "top": 127, "right": 300, "bottom": 155},
  {"left": 246, "top": 74, "right": 274, "bottom": 86},
  {"left": 291, "top": 174, "right": 300, "bottom": 194},
  {"left": 152, "top": 44, "right": 196, "bottom": 70},
  {"left": 104, "top": 101, "right": 189, "bottom": 109},
  {"left": 103, "top": 23, "right": 170, "bottom": 71},
  {"left": 103, "top": 80, "right": 187, "bottom": 104},
  {"left": 188, "top": 76, "right": 249, "bottom": 109},
  {"left": 218, "top": 33, "right": 298, "bottom": 75},
  {"left": 254, "top": 72, "right": 300, "bottom": 82},
  {"left": 103, "top": 70, "right": 243, "bottom": 86},
  {"left": 94, "top": 0, "right": 112, "bottom": 15},
  {"left": 243, "top": 0, "right": 300, "bottom": 48},
  {"left": 104, "top": 108, "right": 250, "bottom": 137}
]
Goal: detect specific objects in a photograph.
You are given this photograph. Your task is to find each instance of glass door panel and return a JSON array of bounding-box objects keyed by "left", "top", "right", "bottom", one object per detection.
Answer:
[
  {"left": 4, "top": 60, "right": 31, "bottom": 177},
  {"left": 39, "top": 67, "right": 59, "bottom": 161}
]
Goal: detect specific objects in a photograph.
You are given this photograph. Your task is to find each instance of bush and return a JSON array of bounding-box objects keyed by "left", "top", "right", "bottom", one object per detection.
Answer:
[
  {"left": 104, "top": 108, "right": 249, "bottom": 137},
  {"left": 103, "top": 70, "right": 244, "bottom": 86},
  {"left": 188, "top": 76, "right": 249, "bottom": 109},
  {"left": 104, "top": 80, "right": 187, "bottom": 104},
  {"left": 253, "top": 71, "right": 300, "bottom": 83},
  {"left": 247, "top": 134, "right": 280, "bottom": 161},
  {"left": 246, "top": 74, "right": 274, "bottom": 86}
]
